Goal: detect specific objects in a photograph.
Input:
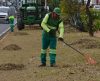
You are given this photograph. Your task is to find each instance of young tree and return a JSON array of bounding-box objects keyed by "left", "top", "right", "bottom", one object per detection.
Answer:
[{"left": 86, "top": 0, "right": 94, "bottom": 36}]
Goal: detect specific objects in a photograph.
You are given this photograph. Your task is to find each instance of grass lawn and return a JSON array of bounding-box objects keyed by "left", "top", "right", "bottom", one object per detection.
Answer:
[{"left": 0, "top": 25, "right": 100, "bottom": 81}]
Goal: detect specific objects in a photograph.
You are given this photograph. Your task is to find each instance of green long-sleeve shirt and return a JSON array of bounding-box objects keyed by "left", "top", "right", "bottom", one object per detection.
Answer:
[
  {"left": 41, "top": 13, "right": 64, "bottom": 38},
  {"left": 9, "top": 16, "right": 14, "bottom": 24}
]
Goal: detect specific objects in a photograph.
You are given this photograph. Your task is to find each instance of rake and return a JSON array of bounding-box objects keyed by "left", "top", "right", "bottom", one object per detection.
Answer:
[{"left": 61, "top": 40, "right": 97, "bottom": 65}]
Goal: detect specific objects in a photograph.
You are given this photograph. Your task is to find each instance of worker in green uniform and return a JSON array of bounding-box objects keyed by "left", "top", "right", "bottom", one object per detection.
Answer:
[
  {"left": 39, "top": 7, "right": 64, "bottom": 67},
  {"left": 9, "top": 15, "right": 14, "bottom": 32}
]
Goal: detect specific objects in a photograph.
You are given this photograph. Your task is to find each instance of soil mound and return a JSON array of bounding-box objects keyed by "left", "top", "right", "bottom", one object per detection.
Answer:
[
  {"left": 0, "top": 63, "right": 25, "bottom": 70},
  {"left": 14, "top": 32, "right": 29, "bottom": 36},
  {"left": 70, "top": 38, "right": 100, "bottom": 49},
  {"left": 3, "top": 44, "right": 22, "bottom": 51}
]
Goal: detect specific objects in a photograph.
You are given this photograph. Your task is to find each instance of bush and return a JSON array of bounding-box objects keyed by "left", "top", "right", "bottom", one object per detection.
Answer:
[
  {"left": 91, "top": 9, "right": 100, "bottom": 31},
  {"left": 80, "top": 6, "right": 100, "bottom": 32}
]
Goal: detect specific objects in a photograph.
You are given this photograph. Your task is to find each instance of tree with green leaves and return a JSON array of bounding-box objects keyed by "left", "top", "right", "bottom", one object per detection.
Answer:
[
  {"left": 60, "top": 0, "right": 100, "bottom": 36},
  {"left": 60, "top": 0, "right": 84, "bottom": 31}
]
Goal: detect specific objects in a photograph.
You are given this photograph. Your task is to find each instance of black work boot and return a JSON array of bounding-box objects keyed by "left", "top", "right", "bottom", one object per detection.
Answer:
[
  {"left": 40, "top": 53, "right": 46, "bottom": 67},
  {"left": 50, "top": 64, "right": 57, "bottom": 67},
  {"left": 38, "top": 63, "right": 46, "bottom": 67},
  {"left": 49, "top": 53, "right": 57, "bottom": 67}
]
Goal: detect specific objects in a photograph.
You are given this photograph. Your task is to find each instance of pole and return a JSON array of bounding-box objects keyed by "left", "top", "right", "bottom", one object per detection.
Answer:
[
  {"left": 25, "top": 0, "right": 27, "bottom": 4},
  {"left": 44, "top": 0, "right": 47, "bottom": 9}
]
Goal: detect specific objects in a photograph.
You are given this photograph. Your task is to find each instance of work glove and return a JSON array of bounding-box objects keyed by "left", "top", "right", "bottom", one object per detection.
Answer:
[
  {"left": 58, "top": 37, "right": 64, "bottom": 41},
  {"left": 49, "top": 29, "right": 56, "bottom": 35}
]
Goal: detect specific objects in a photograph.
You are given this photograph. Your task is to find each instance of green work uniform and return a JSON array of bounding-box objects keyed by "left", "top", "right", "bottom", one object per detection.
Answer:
[
  {"left": 40, "top": 13, "right": 64, "bottom": 65},
  {"left": 9, "top": 16, "right": 14, "bottom": 32}
]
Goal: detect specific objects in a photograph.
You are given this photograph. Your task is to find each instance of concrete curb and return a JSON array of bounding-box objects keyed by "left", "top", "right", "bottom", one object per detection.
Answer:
[{"left": 0, "top": 27, "right": 10, "bottom": 40}]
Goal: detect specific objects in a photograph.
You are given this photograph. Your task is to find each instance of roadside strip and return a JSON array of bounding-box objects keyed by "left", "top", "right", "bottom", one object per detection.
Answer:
[
  {"left": 0, "top": 20, "right": 17, "bottom": 41},
  {"left": 0, "top": 27, "right": 10, "bottom": 40}
]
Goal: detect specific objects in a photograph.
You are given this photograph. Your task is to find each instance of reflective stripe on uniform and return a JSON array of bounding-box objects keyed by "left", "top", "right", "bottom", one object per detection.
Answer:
[
  {"left": 41, "top": 49, "right": 47, "bottom": 54},
  {"left": 49, "top": 49, "right": 56, "bottom": 54},
  {"left": 47, "top": 25, "right": 57, "bottom": 30}
]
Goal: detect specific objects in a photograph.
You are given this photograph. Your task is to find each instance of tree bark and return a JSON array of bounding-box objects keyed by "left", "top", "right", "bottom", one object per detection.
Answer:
[
  {"left": 82, "top": 0, "right": 84, "bottom": 5},
  {"left": 86, "top": 0, "right": 94, "bottom": 36}
]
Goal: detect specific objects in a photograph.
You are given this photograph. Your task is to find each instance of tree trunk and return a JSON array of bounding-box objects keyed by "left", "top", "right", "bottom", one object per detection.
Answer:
[
  {"left": 86, "top": 0, "right": 94, "bottom": 36},
  {"left": 82, "top": 0, "right": 84, "bottom": 5}
]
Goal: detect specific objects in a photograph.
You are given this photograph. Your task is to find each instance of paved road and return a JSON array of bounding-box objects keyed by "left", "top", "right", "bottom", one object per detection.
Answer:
[
  {"left": 0, "top": 19, "right": 17, "bottom": 36},
  {"left": 0, "top": 24, "right": 10, "bottom": 36}
]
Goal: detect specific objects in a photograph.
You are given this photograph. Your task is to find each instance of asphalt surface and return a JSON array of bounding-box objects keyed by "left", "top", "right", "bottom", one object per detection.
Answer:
[
  {"left": 0, "top": 19, "right": 17, "bottom": 37},
  {"left": 0, "top": 24, "right": 9, "bottom": 34}
]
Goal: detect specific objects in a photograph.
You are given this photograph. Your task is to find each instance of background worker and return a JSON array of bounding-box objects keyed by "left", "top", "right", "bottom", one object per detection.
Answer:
[
  {"left": 9, "top": 15, "right": 15, "bottom": 32},
  {"left": 39, "top": 7, "right": 64, "bottom": 67}
]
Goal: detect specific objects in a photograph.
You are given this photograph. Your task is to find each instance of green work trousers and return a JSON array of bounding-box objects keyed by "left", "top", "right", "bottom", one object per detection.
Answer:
[
  {"left": 10, "top": 24, "right": 14, "bottom": 32},
  {"left": 40, "top": 30, "right": 57, "bottom": 65}
]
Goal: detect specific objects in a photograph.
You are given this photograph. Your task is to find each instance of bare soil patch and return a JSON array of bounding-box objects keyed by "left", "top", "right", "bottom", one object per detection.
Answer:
[
  {"left": 0, "top": 63, "right": 25, "bottom": 70},
  {"left": 3, "top": 44, "right": 22, "bottom": 51},
  {"left": 25, "top": 25, "right": 42, "bottom": 30},
  {"left": 70, "top": 38, "right": 100, "bottom": 49},
  {"left": 13, "top": 32, "right": 29, "bottom": 36},
  {"left": 61, "top": 63, "right": 100, "bottom": 74}
]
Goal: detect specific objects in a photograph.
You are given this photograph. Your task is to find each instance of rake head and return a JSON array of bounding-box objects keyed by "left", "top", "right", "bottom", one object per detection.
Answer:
[{"left": 84, "top": 54, "right": 97, "bottom": 65}]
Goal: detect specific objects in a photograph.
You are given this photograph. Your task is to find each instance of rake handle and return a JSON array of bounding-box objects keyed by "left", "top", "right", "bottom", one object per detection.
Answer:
[
  {"left": 57, "top": 31, "right": 84, "bottom": 56},
  {"left": 62, "top": 40, "right": 84, "bottom": 56}
]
